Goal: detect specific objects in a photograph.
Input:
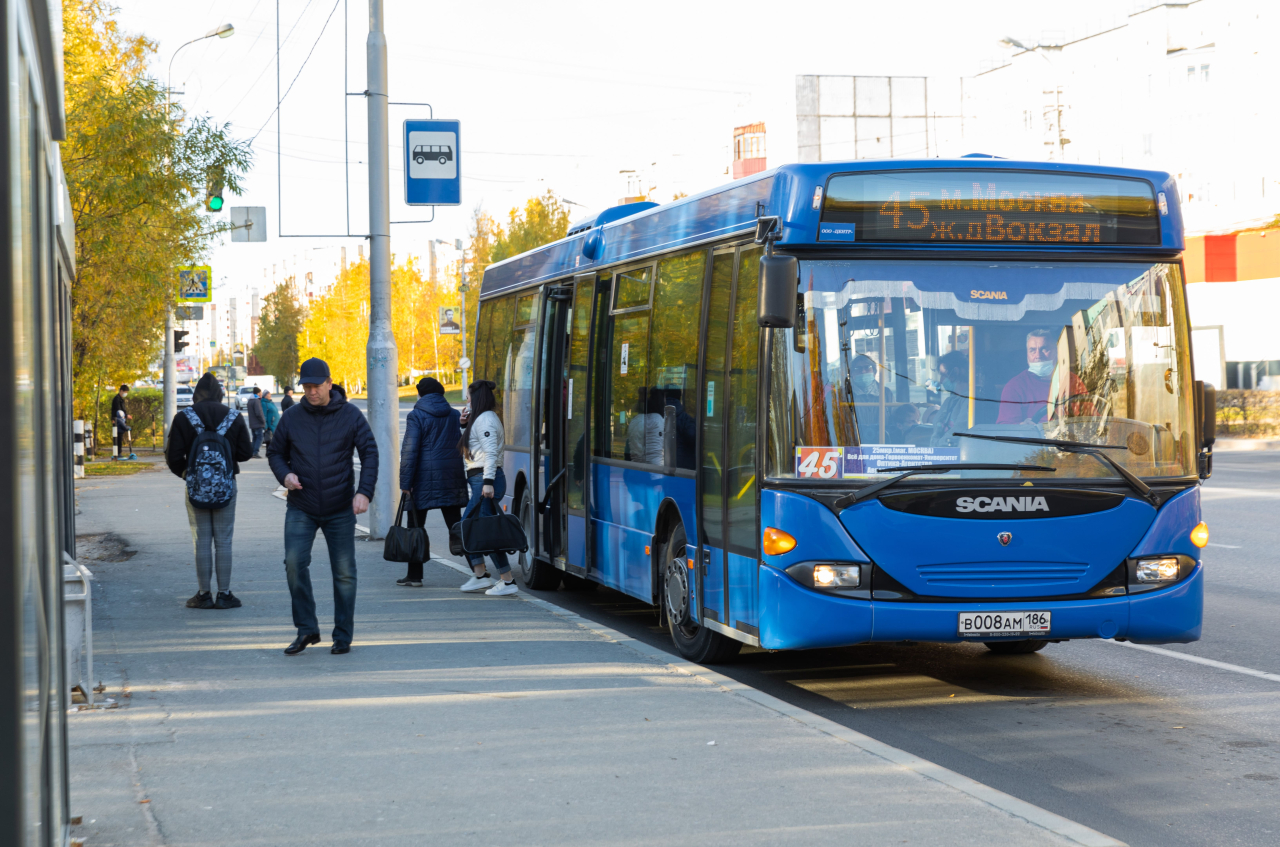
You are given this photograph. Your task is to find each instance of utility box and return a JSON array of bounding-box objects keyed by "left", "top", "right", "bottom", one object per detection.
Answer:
[{"left": 63, "top": 557, "right": 94, "bottom": 707}]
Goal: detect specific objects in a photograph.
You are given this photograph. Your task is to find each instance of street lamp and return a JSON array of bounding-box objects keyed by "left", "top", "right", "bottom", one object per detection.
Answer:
[{"left": 167, "top": 23, "right": 236, "bottom": 108}]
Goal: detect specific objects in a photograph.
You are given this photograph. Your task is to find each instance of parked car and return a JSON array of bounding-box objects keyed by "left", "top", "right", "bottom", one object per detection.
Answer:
[
  {"left": 234, "top": 386, "right": 258, "bottom": 410},
  {"left": 176, "top": 385, "right": 194, "bottom": 410}
]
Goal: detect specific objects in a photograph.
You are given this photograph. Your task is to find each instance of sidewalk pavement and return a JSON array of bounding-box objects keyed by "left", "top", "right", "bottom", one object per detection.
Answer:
[{"left": 67, "top": 460, "right": 1104, "bottom": 847}]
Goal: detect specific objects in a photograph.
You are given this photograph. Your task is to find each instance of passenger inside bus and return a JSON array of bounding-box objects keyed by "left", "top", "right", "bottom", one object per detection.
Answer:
[
  {"left": 885, "top": 402, "right": 920, "bottom": 444},
  {"left": 997, "top": 328, "right": 1093, "bottom": 424},
  {"left": 930, "top": 351, "right": 971, "bottom": 446}
]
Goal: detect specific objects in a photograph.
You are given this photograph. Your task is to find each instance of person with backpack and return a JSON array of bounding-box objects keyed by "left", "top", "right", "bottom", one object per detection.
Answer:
[
  {"left": 165, "top": 372, "right": 253, "bottom": 610},
  {"left": 267, "top": 358, "right": 378, "bottom": 656},
  {"left": 458, "top": 380, "right": 517, "bottom": 596},
  {"left": 396, "top": 377, "right": 466, "bottom": 587},
  {"left": 110, "top": 383, "right": 136, "bottom": 460}
]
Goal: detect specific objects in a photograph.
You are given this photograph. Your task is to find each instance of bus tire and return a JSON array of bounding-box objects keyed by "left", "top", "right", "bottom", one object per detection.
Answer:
[
  {"left": 984, "top": 640, "right": 1048, "bottom": 655},
  {"left": 515, "top": 491, "right": 561, "bottom": 590},
  {"left": 662, "top": 524, "right": 741, "bottom": 664}
]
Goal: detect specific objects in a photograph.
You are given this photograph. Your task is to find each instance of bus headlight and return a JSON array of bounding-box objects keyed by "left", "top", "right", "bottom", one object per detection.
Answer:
[
  {"left": 1126, "top": 554, "right": 1196, "bottom": 593},
  {"left": 1135, "top": 557, "right": 1180, "bottom": 583},
  {"left": 785, "top": 562, "right": 866, "bottom": 595}
]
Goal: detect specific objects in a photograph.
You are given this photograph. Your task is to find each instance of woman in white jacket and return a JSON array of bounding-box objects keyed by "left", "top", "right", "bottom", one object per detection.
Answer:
[{"left": 457, "top": 381, "right": 517, "bottom": 596}]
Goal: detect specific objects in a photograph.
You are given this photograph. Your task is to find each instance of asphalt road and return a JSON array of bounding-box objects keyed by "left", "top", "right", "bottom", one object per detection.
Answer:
[{"left": 522, "top": 452, "right": 1280, "bottom": 847}]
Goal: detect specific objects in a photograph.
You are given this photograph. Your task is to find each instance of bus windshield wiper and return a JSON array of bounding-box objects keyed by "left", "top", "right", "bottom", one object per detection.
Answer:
[
  {"left": 834, "top": 463, "right": 1057, "bottom": 509},
  {"left": 956, "top": 432, "right": 1156, "bottom": 505}
]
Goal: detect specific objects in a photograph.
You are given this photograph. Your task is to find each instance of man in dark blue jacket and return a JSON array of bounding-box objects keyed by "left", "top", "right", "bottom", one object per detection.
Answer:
[{"left": 267, "top": 358, "right": 379, "bottom": 655}]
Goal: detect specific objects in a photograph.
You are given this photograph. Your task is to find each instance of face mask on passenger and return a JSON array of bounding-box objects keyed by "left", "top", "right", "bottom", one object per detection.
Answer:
[
  {"left": 1028, "top": 360, "right": 1055, "bottom": 378},
  {"left": 853, "top": 373, "right": 877, "bottom": 394}
]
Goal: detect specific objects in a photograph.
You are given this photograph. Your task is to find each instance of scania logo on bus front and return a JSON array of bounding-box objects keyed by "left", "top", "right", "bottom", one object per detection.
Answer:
[{"left": 955, "top": 495, "right": 1050, "bottom": 513}]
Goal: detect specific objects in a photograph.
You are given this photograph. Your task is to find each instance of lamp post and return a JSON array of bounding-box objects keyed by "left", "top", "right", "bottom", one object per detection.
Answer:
[{"left": 161, "top": 22, "right": 235, "bottom": 445}]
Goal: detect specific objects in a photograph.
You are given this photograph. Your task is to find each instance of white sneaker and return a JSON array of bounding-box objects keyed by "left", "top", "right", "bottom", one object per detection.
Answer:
[
  {"left": 485, "top": 579, "right": 519, "bottom": 596},
  {"left": 460, "top": 576, "right": 495, "bottom": 593}
]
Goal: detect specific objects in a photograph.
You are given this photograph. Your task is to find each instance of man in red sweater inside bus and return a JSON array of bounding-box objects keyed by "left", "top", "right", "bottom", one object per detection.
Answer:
[{"left": 997, "top": 329, "right": 1092, "bottom": 424}]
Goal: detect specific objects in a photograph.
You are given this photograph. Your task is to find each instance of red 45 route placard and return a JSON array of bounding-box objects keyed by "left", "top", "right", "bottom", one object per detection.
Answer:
[{"left": 795, "top": 447, "right": 844, "bottom": 479}]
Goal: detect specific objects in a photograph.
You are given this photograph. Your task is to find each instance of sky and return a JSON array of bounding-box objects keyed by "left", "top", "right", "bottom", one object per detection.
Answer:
[{"left": 110, "top": 0, "right": 1136, "bottom": 313}]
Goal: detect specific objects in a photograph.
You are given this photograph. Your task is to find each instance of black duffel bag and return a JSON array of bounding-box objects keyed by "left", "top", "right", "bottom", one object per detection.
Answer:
[
  {"left": 448, "top": 521, "right": 465, "bottom": 557},
  {"left": 383, "top": 494, "right": 429, "bottom": 563},
  {"left": 461, "top": 496, "right": 528, "bottom": 556}
]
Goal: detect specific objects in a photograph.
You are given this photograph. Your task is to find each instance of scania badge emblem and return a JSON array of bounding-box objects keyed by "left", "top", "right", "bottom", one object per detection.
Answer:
[{"left": 997, "top": 532, "right": 1012, "bottom": 546}]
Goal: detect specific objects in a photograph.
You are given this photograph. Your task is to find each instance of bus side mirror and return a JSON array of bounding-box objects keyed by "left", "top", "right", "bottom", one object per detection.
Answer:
[
  {"left": 758, "top": 254, "right": 798, "bottom": 328},
  {"left": 1199, "top": 381, "right": 1216, "bottom": 449}
]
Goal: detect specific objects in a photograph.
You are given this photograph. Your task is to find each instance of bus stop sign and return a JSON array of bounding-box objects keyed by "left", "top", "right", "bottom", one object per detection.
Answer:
[{"left": 404, "top": 119, "right": 461, "bottom": 206}]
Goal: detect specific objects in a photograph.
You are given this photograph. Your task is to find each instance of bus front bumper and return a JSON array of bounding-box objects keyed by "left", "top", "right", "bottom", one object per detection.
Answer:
[{"left": 757, "top": 563, "right": 1203, "bottom": 651}]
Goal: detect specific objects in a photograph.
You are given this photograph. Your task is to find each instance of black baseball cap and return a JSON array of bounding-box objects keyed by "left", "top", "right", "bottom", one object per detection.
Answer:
[{"left": 299, "top": 358, "right": 331, "bottom": 384}]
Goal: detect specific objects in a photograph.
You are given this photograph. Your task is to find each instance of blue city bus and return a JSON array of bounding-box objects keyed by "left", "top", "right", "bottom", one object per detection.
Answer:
[{"left": 473, "top": 159, "right": 1214, "bottom": 663}]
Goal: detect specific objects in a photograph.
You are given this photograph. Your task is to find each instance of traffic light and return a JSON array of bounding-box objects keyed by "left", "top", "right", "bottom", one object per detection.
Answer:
[
  {"left": 174, "top": 330, "right": 190, "bottom": 352},
  {"left": 205, "top": 166, "right": 225, "bottom": 212}
]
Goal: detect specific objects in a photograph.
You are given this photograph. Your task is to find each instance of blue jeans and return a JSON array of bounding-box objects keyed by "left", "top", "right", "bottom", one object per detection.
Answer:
[
  {"left": 284, "top": 506, "right": 357, "bottom": 644},
  {"left": 251, "top": 427, "right": 265, "bottom": 456},
  {"left": 464, "top": 468, "right": 510, "bottom": 575}
]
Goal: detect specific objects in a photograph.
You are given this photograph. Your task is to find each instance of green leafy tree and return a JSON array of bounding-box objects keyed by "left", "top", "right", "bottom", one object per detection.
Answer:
[
  {"left": 254, "top": 278, "right": 306, "bottom": 388},
  {"left": 63, "top": 0, "right": 252, "bottom": 434},
  {"left": 490, "top": 191, "right": 572, "bottom": 263}
]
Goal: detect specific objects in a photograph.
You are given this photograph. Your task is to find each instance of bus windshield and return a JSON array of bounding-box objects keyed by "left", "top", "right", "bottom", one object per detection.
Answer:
[{"left": 767, "top": 260, "right": 1196, "bottom": 482}]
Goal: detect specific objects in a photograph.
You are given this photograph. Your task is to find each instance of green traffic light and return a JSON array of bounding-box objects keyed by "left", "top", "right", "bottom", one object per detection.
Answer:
[{"left": 209, "top": 196, "right": 224, "bottom": 211}]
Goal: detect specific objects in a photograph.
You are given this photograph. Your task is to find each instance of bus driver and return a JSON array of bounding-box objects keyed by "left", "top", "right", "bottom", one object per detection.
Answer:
[{"left": 997, "top": 328, "right": 1090, "bottom": 424}]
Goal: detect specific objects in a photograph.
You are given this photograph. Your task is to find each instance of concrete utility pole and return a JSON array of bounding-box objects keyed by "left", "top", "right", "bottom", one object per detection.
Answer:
[{"left": 364, "top": 0, "right": 398, "bottom": 539}]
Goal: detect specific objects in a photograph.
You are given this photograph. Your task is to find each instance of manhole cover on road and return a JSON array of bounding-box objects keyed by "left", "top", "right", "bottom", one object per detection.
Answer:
[{"left": 76, "top": 533, "right": 136, "bottom": 563}]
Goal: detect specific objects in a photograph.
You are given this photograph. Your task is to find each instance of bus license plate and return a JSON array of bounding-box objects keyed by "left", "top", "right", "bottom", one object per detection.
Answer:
[{"left": 958, "top": 611, "right": 1050, "bottom": 637}]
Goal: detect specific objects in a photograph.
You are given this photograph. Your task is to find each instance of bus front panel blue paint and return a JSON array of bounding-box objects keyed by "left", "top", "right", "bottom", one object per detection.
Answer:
[{"left": 840, "top": 498, "right": 1157, "bottom": 599}]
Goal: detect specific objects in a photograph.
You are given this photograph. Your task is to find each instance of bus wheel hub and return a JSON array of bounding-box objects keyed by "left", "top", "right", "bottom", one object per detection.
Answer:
[{"left": 665, "top": 557, "right": 689, "bottom": 625}]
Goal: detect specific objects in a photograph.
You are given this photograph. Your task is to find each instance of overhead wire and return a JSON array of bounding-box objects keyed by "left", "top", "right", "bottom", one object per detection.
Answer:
[{"left": 250, "top": 0, "right": 342, "bottom": 144}]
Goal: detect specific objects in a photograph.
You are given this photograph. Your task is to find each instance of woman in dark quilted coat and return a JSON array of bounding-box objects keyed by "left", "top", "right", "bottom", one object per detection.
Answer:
[{"left": 396, "top": 377, "right": 467, "bottom": 586}]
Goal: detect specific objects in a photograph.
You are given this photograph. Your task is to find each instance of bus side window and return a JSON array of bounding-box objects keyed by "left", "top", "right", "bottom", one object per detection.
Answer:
[
  {"left": 649, "top": 251, "right": 706, "bottom": 470},
  {"left": 506, "top": 293, "right": 539, "bottom": 448},
  {"left": 605, "top": 266, "right": 654, "bottom": 463},
  {"left": 483, "top": 295, "right": 517, "bottom": 420}
]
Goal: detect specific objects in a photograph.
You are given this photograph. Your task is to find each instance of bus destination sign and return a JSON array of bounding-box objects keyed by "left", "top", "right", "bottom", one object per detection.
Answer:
[{"left": 821, "top": 170, "right": 1162, "bottom": 245}]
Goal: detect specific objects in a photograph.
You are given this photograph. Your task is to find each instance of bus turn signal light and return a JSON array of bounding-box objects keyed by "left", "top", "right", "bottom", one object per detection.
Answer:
[
  {"left": 1190, "top": 522, "right": 1209, "bottom": 548},
  {"left": 763, "top": 527, "right": 797, "bottom": 556}
]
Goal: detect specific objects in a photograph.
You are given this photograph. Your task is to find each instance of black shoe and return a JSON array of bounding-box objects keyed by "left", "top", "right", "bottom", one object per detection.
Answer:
[
  {"left": 214, "top": 591, "right": 242, "bottom": 609},
  {"left": 331, "top": 642, "right": 351, "bottom": 654},
  {"left": 284, "top": 634, "right": 321, "bottom": 655},
  {"left": 251, "top": 453, "right": 261, "bottom": 459},
  {"left": 185, "top": 591, "right": 215, "bottom": 609},
  {"left": 395, "top": 577, "right": 423, "bottom": 587}
]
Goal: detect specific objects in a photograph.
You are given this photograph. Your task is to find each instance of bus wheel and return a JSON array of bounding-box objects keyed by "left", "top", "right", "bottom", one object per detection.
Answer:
[
  {"left": 515, "top": 491, "right": 561, "bottom": 590},
  {"left": 985, "top": 640, "right": 1048, "bottom": 655},
  {"left": 438, "top": 156, "right": 448, "bottom": 165},
  {"left": 662, "top": 525, "right": 741, "bottom": 664}
]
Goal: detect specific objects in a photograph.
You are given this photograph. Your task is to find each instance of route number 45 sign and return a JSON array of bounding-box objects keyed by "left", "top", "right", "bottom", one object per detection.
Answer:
[{"left": 796, "top": 447, "right": 843, "bottom": 479}]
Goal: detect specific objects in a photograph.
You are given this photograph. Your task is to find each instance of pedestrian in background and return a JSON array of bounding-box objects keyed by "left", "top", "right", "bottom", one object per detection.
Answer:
[
  {"left": 261, "top": 389, "right": 280, "bottom": 449},
  {"left": 458, "top": 380, "right": 517, "bottom": 596},
  {"left": 246, "top": 387, "right": 266, "bottom": 458},
  {"left": 165, "top": 373, "right": 253, "bottom": 610},
  {"left": 110, "top": 383, "right": 135, "bottom": 460},
  {"left": 397, "top": 377, "right": 466, "bottom": 588},
  {"left": 280, "top": 387, "right": 295, "bottom": 411},
  {"left": 267, "top": 358, "right": 378, "bottom": 656}
]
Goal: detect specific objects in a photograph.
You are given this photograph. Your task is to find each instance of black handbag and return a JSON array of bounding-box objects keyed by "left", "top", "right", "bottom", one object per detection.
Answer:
[
  {"left": 460, "top": 497, "right": 528, "bottom": 556},
  {"left": 383, "top": 494, "right": 429, "bottom": 563}
]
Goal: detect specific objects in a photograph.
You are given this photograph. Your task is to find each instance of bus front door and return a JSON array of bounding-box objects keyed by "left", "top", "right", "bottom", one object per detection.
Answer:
[{"left": 535, "top": 285, "right": 572, "bottom": 568}]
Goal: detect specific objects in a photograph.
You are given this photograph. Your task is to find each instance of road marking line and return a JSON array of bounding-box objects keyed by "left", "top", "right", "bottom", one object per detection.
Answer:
[
  {"left": 1205, "top": 542, "right": 1241, "bottom": 549},
  {"left": 1107, "top": 640, "right": 1280, "bottom": 683},
  {"left": 429, "top": 556, "right": 1125, "bottom": 847}
]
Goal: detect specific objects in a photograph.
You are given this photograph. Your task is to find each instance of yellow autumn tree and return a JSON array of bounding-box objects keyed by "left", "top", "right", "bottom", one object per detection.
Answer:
[{"left": 63, "top": 0, "right": 251, "bottom": 430}]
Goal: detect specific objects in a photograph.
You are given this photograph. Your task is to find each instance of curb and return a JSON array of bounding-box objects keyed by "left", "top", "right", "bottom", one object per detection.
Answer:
[{"left": 428, "top": 556, "right": 1126, "bottom": 847}]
